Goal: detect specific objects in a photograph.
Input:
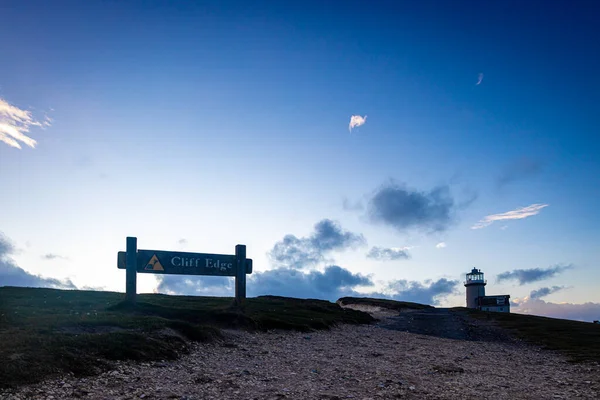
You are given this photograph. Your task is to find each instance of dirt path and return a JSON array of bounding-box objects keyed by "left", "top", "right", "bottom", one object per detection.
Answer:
[{"left": 1, "top": 313, "right": 599, "bottom": 400}]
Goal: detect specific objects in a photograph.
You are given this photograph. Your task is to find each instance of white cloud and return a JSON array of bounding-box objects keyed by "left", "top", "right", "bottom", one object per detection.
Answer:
[
  {"left": 435, "top": 242, "right": 446, "bottom": 249},
  {"left": 471, "top": 203, "right": 548, "bottom": 229},
  {"left": 0, "top": 97, "right": 49, "bottom": 149},
  {"left": 476, "top": 73, "right": 484, "bottom": 85},
  {"left": 349, "top": 115, "right": 367, "bottom": 132},
  {"left": 512, "top": 296, "right": 600, "bottom": 323}
]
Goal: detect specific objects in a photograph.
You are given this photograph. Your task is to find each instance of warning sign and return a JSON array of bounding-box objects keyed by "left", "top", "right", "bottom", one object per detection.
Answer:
[
  {"left": 144, "top": 254, "right": 164, "bottom": 271},
  {"left": 117, "top": 249, "right": 252, "bottom": 276}
]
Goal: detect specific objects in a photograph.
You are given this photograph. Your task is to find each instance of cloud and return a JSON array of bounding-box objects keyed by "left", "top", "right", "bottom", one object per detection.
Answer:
[
  {"left": 0, "top": 97, "right": 49, "bottom": 149},
  {"left": 497, "top": 158, "right": 543, "bottom": 187},
  {"left": 365, "top": 182, "right": 457, "bottom": 233},
  {"left": 0, "top": 233, "right": 76, "bottom": 289},
  {"left": 80, "top": 285, "right": 107, "bottom": 291},
  {"left": 366, "top": 246, "right": 410, "bottom": 261},
  {"left": 471, "top": 203, "right": 548, "bottom": 229},
  {"left": 269, "top": 219, "right": 366, "bottom": 269},
  {"left": 529, "top": 285, "right": 566, "bottom": 299},
  {"left": 496, "top": 264, "right": 573, "bottom": 285},
  {"left": 512, "top": 297, "right": 600, "bottom": 322},
  {"left": 42, "top": 253, "right": 68, "bottom": 260},
  {"left": 155, "top": 263, "right": 454, "bottom": 306},
  {"left": 386, "top": 278, "right": 458, "bottom": 306},
  {"left": 342, "top": 197, "right": 364, "bottom": 211},
  {"left": 476, "top": 73, "right": 484, "bottom": 85},
  {"left": 156, "top": 265, "right": 373, "bottom": 301},
  {"left": 249, "top": 266, "right": 372, "bottom": 300},
  {"left": 155, "top": 275, "right": 234, "bottom": 297},
  {"left": 435, "top": 242, "right": 447, "bottom": 249},
  {"left": 349, "top": 115, "right": 367, "bottom": 132}
]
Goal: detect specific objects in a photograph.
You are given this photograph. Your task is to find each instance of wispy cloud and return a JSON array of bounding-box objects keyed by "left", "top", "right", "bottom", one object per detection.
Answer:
[
  {"left": 42, "top": 253, "right": 68, "bottom": 261},
  {"left": 497, "top": 158, "right": 543, "bottom": 188},
  {"left": 497, "top": 264, "right": 573, "bottom": 285},
  {"left": 366, "top": 246, "right": 411, "bottom": 261},
  {"left": 471, "top": 203, "right": 548, "bottom": 229},
  {"left": 342, "top": 197, "right": 364, "bottom": 211},
  {"left": 435, "top": 242, "right": 447, "bottom": 249},
  {"left": 476, "top": 73, "right": 484, "bottom": 85},
  {"left": 0, "top": 97, "right": 50, "bottom": 149},
  {"left": 349, "top": 115, "right": 367, "bottom": 132}
]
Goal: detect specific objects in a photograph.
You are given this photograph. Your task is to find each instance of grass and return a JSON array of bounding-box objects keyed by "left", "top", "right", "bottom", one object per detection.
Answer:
[
  {"left": 457, "top": 307, "right": 600, "bottom": 363},
  {"left": 337, "top": 296, "right": 435, "bottom": 311},
  {"left": 0, "top": 287, "right": 373, "bottom": 388}
]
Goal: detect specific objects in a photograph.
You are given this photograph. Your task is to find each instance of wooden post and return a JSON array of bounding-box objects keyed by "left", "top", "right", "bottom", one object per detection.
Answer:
[
  {"left": 234, "top": 244, "right": 246, "bottom": 306},
  {"left": 125, "top": 236, "right": 137, "bottom": 304}
]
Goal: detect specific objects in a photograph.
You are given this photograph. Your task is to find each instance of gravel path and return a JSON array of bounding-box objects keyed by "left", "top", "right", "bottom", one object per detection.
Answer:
[
  {"left": 379, "top": 308, "right": 514, "bottom": 342},
  {"left": 1, "top": 314, "right": 599, "bottom": 399}
]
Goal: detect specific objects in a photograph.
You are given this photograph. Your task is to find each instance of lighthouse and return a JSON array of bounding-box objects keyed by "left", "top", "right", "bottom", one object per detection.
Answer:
[
  {"left": 464, "top": 267, "right": 511, "bottom": 312},
  {"left": 464, "top": 268, "right": 486, "bottom": 308}
]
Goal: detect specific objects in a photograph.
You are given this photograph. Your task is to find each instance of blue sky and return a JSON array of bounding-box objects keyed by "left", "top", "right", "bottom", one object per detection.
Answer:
[{"left": 1, "top": 0, "right": 599, "bottom": 321}]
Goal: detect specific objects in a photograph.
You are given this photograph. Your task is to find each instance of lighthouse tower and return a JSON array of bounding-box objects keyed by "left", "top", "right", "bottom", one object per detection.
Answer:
[{"left": 464, "top": 268, "right": 486, "bottom": 308}]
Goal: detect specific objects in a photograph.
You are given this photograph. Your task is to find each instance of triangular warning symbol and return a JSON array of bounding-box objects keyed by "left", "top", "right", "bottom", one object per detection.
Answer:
[{"left": 144, "top": 254, "right": 164, "bottom": 271}]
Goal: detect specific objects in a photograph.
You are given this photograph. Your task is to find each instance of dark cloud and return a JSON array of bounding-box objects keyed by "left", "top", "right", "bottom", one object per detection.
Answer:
[
  {"left": 530, "top": 286, "right": 566, "bottom": 299},
  {"left": 386, "top": 278, "right": 458, "bottom": 306},
  {"left": 0, "top": 234, "right": 14, "bottom": 255},
  {"left": 513, "top": 297, "right": 600, "bottom": 322},
  {"left": 496, "top": 264, "right": 573, "bottom": 285},
  {"left": 155, "top": 265, "right": 372, "bottom": 301},
  {"left": 269, "top": 219, "right": 366, "bottom": 269},
  {"left": 366, "top": 246, "right": 410, "bottom": 261},
  {"left": 154, "top": 259, "right": 456, "bottom": 307},
  {"left": 497, "top": 158, "right": 543, "bottom": 187},
  {"left": 365, "top": 182, "right": 456, "bottom": 233},
  {"left": 248, "top": 266, "right": 372, "bottom": 301},
  {"left": 1, "top": 233, "right": 76, "bottom": 289},
  {"left": 42, "top": 253, "right": 68, "bottom": 260}
]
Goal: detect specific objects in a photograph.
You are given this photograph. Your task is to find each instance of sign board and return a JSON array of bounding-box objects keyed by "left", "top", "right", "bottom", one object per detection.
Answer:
[
  {"left": 117, "top": 250, "right": 252, "bottom": 276},
  {"left": 118, "top": 237, "right": 251, "bottom": 305}
]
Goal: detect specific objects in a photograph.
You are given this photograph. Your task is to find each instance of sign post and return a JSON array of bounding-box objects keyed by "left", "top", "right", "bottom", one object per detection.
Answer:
[
  {"left": 125, "top": 237, "right": 137, "bottom": 304},
  {"left": 235, "top": 244, "right": 246, "bottom": 306},
  {"left": 118, "top": 237, "right": 252, "bottom": 304}
]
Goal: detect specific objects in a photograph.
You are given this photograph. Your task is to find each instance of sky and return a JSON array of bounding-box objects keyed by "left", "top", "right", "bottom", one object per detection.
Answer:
[{"left": 1, "top": 0, "right": 599, "bottom": 322}]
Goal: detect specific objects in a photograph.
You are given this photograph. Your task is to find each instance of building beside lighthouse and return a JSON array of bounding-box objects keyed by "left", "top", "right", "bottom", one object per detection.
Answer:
[{"left": 464, "top": 268, "right": 511, "bottom": 313}]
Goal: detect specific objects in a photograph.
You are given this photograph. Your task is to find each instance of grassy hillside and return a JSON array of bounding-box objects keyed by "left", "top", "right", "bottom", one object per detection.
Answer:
[
  {"left": 458, "top": 307, "right": 600, "bottom": 363},
  {"left": 0, "top": 287, "right": 373, "bottom": 388},
  {"left": 337, "top": 296, "right": 435, "bottom": 311}
]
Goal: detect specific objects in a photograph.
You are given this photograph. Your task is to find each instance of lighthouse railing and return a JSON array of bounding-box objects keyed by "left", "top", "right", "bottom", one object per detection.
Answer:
[{"left": 464, "top": 278, "right": 487, "bottom": 285}]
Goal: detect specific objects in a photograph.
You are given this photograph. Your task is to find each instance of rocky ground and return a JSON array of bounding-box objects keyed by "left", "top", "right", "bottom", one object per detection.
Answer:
[{"left": 1, "top": 309, "right": 599, "bottom": 399}]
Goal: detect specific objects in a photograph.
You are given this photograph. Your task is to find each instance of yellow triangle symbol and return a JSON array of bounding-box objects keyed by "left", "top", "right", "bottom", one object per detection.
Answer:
[{"left": 144, "top": 254, "right": 164, "bottom": 271}]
